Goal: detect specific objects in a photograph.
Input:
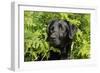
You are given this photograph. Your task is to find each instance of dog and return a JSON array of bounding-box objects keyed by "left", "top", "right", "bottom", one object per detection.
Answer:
[{"left": 47, "top": 19, "right": 77, "bottom": 60}]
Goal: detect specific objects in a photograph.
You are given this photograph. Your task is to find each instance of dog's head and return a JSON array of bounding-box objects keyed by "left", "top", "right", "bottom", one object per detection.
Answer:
[{"left": 47, "top": 19, "right": 77, "bottom": 48}]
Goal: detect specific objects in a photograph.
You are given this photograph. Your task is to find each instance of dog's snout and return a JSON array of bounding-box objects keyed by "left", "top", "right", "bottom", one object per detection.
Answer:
[{"left": 50, "top": 35, "right": 56, "bottom": 39}]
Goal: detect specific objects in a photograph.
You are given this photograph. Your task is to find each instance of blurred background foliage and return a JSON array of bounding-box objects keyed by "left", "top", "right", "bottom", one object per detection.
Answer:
[{"left": 24, "top": 11, "right": 90, "bottom": 61}]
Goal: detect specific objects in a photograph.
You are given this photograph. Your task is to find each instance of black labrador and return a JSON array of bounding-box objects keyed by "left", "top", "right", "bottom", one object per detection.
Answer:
[{"left": 47, "top": 19, "right": 77, "bottom": 60}]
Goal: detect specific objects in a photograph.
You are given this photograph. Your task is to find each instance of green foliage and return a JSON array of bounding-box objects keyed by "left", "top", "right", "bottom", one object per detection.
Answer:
[{"left": 24, "top": 11, "right": 90, "bottom": 61}]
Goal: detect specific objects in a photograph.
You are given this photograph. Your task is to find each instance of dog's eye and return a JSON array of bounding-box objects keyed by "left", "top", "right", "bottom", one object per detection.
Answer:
[
  {"left": 59, "top": 24, "right": 64, "bottom": 31},
  {"left": 49, "top": 26, "right": 54, "bottom": 33},
  {"left": 50, "top": 27, "right": 54, "bottom": 31},
  {"left": 59, "top": 24, "right": 62, "bottom": 28}
]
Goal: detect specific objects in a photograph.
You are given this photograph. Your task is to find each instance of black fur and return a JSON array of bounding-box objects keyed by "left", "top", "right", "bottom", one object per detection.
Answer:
[{"left": 47, "top": 19, "right": 77, "bottom": 60}]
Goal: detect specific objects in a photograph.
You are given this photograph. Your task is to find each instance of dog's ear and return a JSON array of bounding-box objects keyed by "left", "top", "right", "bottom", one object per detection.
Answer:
[
  {"left": 68, "top": 24, "right": 77, "bottom": 39},
  {"left": 63, "top": 20, "right": 77, "bottom": 39}
]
